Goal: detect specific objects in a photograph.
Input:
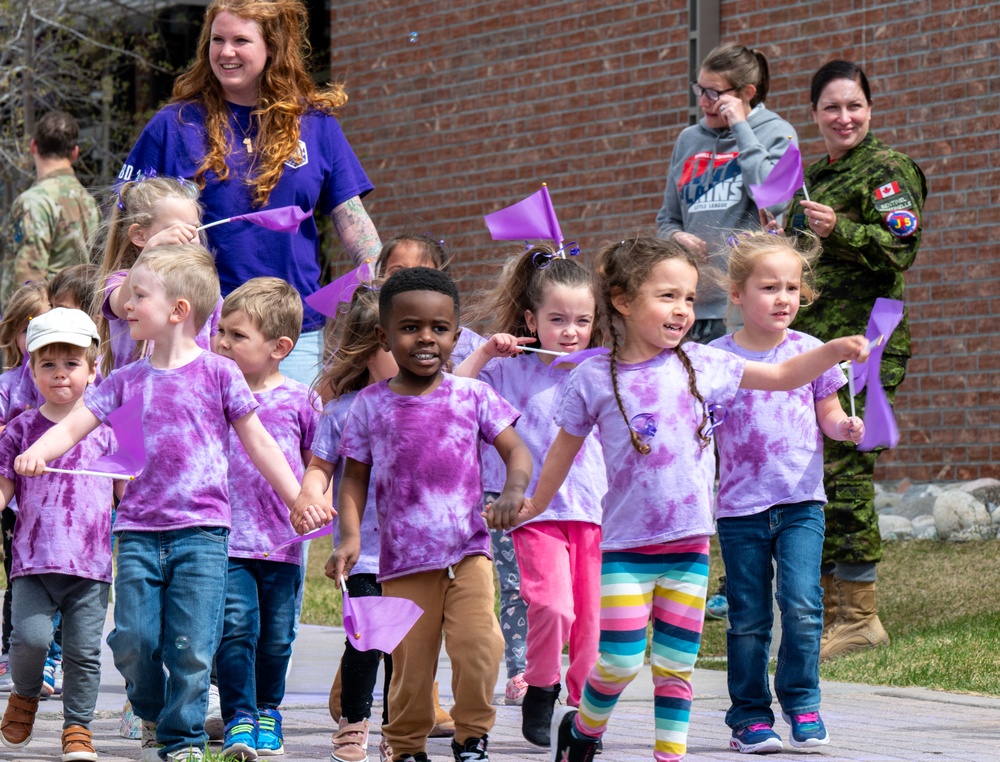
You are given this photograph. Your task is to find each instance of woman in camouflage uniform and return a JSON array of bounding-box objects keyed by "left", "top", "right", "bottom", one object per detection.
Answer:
[{"left": 786, "top": 60, "right": 927, "bottom": 661}]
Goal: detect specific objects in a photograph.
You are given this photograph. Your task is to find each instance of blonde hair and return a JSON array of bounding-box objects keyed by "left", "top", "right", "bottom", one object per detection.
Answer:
[
  {"left": 96, "top": 176, "right": 202, "bottom": 375},
  {"left": 171, "top": 0, "right": 348, "bottom": 207},
  {"left": 593, "top": 236, "right": 710, "bottom": 454},
  {"left": 132, "top": 244, "right": 221, "bottom": 332},
  {"left": 221, "top": 277, "right": 303, "bottom": 345},
  {"left": 465, "top": 243, "right": 604, "bottom": 347},
  {"left": 1, "top": 282, "right": 50, "bottom": 369},
  {"left": 313, "top": 286, "right": 382, "bottom": 404},
  {"left": 724, "top": 230, "right": 820, "bottom": 306}
]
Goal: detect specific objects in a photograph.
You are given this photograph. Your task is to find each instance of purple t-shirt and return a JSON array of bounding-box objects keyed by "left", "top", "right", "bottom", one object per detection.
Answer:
[
  {"left": 0, "top": 410, "right": 115, "bottom": 582},
  {"left": 480, "top": 353, "right": 604, "bottom": 526},
  {"left": 557, "top": 345, "right": 745, "bottom": 550},
  {"left": 101, "top": 270, "right": 221, "bottom": 372},
  {"left": 709, "top": 331, "right": 847, "bottom": 518},
  {"left": 338, "top": 374, "right": 520, "bottom": 582},
  {"left": 0, "top": 362, "right": 43, "bottom": 424},
  {"left": 119, "top": 102, "right": 374, "bottom": 332},
  {"left": 227, "top": 378, "right": 318, "bottom": 564},
  {"left": 85, "top": 351, "right": 257, "bottom": 531},
  {"left": 311, "top": 392, "right": 381, "bottom": 576}
]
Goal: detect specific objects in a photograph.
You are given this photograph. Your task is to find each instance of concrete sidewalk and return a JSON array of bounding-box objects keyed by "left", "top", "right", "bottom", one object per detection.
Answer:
[{"left": 8, "top": 609, "right": 1000, "bottom": 761}]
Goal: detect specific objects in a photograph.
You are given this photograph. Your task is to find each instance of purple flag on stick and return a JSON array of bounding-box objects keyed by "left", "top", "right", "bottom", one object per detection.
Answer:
[
  {"left": 304, "top": 261, "right": 376, "bottom": 319},
  {"left": 89, "top": 395, "right": 146, "bottom": 478},
  {"left": 264, "top": 523, "right": 334, "bottom": 557},
  {"left": 854, "top": 298, "right": 905, "bottom": 451},
  {"left": 484, "top": 186, "right": 564, "bottom": 245},
  {"left": 342, "top": 582, "right": 423, "bottom": 653},
  {"left": 232, "top": 205, "right": 313, "bottom": 232},
  {"left": 554, "top": 347, "right": 609, "bottom": 367},
  {"left": 748, "top": 143, "right": 804, "bottom": 209}
]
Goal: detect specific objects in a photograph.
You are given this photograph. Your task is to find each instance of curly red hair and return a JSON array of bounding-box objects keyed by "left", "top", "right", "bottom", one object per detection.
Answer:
[{"left": 171, "top": 0, "right": 347, "bottom": 206}]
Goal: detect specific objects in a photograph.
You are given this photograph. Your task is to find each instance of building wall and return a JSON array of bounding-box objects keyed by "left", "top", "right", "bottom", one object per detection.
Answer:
[{"left": 329, "top": 0, "right": 1000, "bottom": 480}]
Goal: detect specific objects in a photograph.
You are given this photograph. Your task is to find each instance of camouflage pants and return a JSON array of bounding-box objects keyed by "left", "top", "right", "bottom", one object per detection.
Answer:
[{"left": 822, "top": 355, "right": 908, "bottom": 565}]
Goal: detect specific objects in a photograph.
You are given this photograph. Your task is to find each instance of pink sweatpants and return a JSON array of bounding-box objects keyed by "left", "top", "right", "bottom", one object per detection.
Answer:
[{"left": 512, "top": 520, "right": 602, "bottom": 705}]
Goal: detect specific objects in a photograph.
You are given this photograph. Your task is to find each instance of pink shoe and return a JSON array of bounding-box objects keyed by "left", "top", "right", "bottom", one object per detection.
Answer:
[{"left": 505, "top": 673, "right": 528, "bottom": 706}]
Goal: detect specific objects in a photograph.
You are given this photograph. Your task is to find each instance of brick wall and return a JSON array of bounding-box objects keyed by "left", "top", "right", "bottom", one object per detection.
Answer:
[{"left": 329, "top": 0, "right": 1000, "bottom": 480}]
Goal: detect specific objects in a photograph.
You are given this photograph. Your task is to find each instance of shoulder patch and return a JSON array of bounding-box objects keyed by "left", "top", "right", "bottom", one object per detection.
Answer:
[
  {"left": 885, "top": 210, "right": 919, "bottom": 238},
  {"left": 873, "top": 180, "right": 914, "bottom": 213}
]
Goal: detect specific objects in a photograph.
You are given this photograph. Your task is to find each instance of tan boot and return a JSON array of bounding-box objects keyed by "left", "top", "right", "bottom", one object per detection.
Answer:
[
  {"left": 328, "top": 662, "right": 343, "bottom": 723},
  {"left": 429, "top": 681, "right": 455, "bottom": 738},
  {"left": 61, "top": 724, "right": 98, "bottom": 762},
  {"left": 820, "top": 579, "right": 889, "bottom": 661},
  {"left": 820, "top": 573, "right": 841, "bottom": 632},
  {"left": 0, "top": 692, "right": 39, "bottom": 749}
]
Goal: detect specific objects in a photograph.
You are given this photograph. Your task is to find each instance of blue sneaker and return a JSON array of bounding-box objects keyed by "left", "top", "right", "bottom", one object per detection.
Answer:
[
  {"left": 705, "top": 576, "right": 728, "bottom": 620},
  {"left": 729, "top": 723, "right": 783, "bottom": 754},
  {"left": 256, "top": 709, "right": 284, "bottom": 756},
  {"left": 223, "top": 713, "right": 258, "bottom": 761},
  {"left": 782, "top": 711, "right": 829, "bottom": 748}
]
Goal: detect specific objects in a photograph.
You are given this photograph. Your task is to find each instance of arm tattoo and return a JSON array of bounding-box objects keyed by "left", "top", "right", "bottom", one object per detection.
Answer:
[{"left": 331, "top": 197, "right": 382, "bottom": 267}]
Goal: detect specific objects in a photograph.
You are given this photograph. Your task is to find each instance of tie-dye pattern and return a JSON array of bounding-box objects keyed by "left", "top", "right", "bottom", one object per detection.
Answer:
[
  {"left": 479, "top": 352, "right": 605, "bottom": 525},
  {"left": 575, "top": 538, "right": 710, "bottom": 761},
  {"left": 708, "top": 331, "right": 846, "bottom": 518},
  {"left": 556, "top": 346, "right": 745, "bottom": 550},
  {"left": 337, "top": 374, "right": 520, "bottom": 582},
  {"left": 101, "top": 270, "right": 222, "bottom": 372},
  {"left": 311, "top": 391, "right": 381, "bottom": 575},
  {"left": 227, "top": 378, "right": 318, "bottom": 564},
  {"left": 86, "top": 351, "right": 257, "bottom": 531},
  {"left": 0, "top": 362, "right": 43, "bottom": 424},
  {"left": 0, "top": 410, "right": 115, "bottom": 582}
]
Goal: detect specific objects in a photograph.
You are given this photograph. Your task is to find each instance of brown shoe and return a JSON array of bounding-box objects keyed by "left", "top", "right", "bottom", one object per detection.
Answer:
[
  {"left": 0, "top": 692, "right": 39, "bottom": 748},
  {"left": 62, "top": 724, "right": 98, "bottom": 762},
  {"left": 820, "top": 579, "right": 890, "bottom": 661},
  {"left": 429, "top": 681, "right": 455, "bottom": 738}
]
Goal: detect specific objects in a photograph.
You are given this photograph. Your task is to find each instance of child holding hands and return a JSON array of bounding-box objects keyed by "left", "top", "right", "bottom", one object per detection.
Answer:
[
  {"left": 295, "top": 267, "right": 532, "bottom": 762},
  {"left": 14, "top": 244, "right": 306, "bottom": 762},
  {"left": 709, "top": 231, "right": 863, "bottom": 754},
  {"left": 516, "top": 237, "right": 869, "bottom": 762},
  {"left": 213, "top": 277, "right": 320, "bottom": 761},
  {"left": 0, "top": 308, "right": 114, "bottom": 761}
]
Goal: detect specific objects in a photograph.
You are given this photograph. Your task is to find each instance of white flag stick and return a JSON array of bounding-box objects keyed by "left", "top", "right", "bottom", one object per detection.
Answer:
[
  {"left": 196, "top": 218, "right": 233, "bottom": 232},
  {"left": 518, "top": 346, "right": 566, "bottom": 357},
  {"left": 44, "top": 467, "right": 134, "bottom": 481}
]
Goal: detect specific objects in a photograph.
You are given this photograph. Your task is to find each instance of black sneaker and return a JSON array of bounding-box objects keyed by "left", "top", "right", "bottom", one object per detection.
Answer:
[
  {"left": 522, "top": 683, "right": 560, "bottom": 746},
  {"left": 451, "top": 734, "right": 488, "bottom": 761},
  {"left": 550, "top": 707, "right": 598, "bottom": 762},
  {"left": 398, "top": 754, "right": 429, "bottom": 762}
]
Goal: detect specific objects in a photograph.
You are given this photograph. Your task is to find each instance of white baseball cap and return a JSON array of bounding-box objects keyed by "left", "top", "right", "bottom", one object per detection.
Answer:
[{"left": 26, "top": 307, "right": 100, "bottom": 354}]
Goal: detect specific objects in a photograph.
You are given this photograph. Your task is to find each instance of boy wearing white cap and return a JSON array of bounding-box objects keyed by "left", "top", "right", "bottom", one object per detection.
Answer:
[{"left": 0, "top": 307, "right": 116, "bottom": 762}]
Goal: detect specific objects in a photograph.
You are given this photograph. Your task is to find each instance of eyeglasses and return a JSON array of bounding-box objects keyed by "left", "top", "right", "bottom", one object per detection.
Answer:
[{"left": 691, "top": 82, "right": 738, "bottom": 102}]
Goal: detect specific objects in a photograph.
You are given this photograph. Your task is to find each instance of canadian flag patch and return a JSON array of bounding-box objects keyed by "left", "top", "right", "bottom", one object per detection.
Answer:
[{"left": 875, "top": 182, "right": 900, "bottom": 199}]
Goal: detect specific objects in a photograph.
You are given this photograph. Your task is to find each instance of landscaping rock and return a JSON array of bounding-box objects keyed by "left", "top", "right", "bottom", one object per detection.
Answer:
[
  {"left": 879, "top": 514, "right": 914, "bottom": 541},
  {"left": 875, "top": 492, "right": 902, "bottom": 513},
  {"left": 932, "top": 491, "right": 991, "bottom": 541},
  {"left": 911, "top": 514, "right": 938, "bottom": 540}
]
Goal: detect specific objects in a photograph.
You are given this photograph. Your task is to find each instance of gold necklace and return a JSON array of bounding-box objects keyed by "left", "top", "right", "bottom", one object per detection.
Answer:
[{"left": 230, "top": 109, "right": 256, "bottom": 154}]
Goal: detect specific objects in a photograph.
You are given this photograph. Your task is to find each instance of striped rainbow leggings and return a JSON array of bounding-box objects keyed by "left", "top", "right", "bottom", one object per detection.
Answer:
[{"left": 574, "top": 537, "right": 710, "bottom": 761}]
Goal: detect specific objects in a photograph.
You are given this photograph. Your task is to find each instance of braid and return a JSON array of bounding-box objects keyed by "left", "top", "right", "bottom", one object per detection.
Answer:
[
  {"left": 675, "top": 344, "right": 711, "bottom": 449},
  {"left": 609, "top": 321, "right": 650, "bottom": 455}
]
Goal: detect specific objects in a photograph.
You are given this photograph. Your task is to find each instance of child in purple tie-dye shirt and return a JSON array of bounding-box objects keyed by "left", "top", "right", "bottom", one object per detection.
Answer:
[
  {"left": 15, "top": 244, "right": 306, "bottom": 762},
  {"left": 517, "top": 237, "right": 870, "bottom": 762},
  {"left": 709, "top": 232, "right": 863, "bottom": 754},
  {"left": 294, "top": 268, "right": 533, "bottom": 762}
]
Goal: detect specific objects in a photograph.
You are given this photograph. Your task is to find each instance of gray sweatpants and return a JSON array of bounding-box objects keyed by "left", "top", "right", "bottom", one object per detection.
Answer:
[{"left": 10, "top": 573, "right": 109, "bottom": 728}]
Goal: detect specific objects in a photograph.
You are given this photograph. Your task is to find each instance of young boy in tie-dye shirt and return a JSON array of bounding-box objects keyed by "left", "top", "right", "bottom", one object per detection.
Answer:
[
  {"left": 14, "top": 245, "right": 303, "bottom": 762},
  {"left": 294, "top": 267, "right": 532, "bottom": 762}
]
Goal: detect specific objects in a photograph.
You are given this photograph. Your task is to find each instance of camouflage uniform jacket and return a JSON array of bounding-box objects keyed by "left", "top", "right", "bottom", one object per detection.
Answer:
[
  {"left": 1, "top": 168, "right": 100, "bottom": 305},
  {"left": 786, "top": 132, "right": 927, "bottom": 359}
]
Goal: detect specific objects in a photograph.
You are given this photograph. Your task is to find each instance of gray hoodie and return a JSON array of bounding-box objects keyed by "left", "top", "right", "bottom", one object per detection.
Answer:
[{"left": 655, "top": 104, "right": 798, "bottom": 319}]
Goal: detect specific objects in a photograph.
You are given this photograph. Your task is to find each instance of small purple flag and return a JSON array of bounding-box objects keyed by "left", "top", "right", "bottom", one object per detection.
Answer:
[
  {"left": 304, "top": 261, "right": 376, "bottom": 319},
  {"left": 855, "top": 298, "right": 905, "bottom": 451},
  {"left": 264, "top": 523, "right": 334, "bottom": 557},
  {"left": 198, "top": 205, "right": 314, "bottom": 234},
  {"left": 748, "top": 143, "right": 804, "bottom": 209},
  {"left": 88, "top": 395, "right": 146, "bottom": 478},
  {"left": 342, "top": 581, "right": 423, "bottom": 653},
  {"left": 484, "top": 186, "right": 564, "bottom": 245}
]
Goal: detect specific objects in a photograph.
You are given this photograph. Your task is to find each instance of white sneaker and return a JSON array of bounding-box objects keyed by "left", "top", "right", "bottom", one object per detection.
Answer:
[
  {"left": 205, "top": 684, "right": 224, "bottom": 741},
  {"left": 166, "top": 747, "right": 204, "bottom": 762}
]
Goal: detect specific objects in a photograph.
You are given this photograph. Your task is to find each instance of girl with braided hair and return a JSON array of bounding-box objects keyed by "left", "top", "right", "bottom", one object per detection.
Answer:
[{"left": 514, "top": 236, "right": 871, "bottom": 762}]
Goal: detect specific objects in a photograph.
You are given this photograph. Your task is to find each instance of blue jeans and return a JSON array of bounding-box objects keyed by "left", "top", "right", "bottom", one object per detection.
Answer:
[
  {"left": 216, "top": 557, "right": 301, "bottom": 722},
  {"left": 716, "top": 501, "right": 824, "bottom": 730},
  {"left": 279, "top": 329, "right": 322, "bottom": 386},
  {"left": 107, "top": 528, "right": 229, "bottom": 756}
]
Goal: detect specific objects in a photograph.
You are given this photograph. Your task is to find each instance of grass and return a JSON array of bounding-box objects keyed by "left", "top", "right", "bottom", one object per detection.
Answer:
[{"left": 696, "top": 537, "right": 1000, "bottom": 696}]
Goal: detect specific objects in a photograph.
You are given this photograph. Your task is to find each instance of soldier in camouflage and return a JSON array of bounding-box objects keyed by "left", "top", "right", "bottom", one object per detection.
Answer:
[
  {"left": 786, "top": 61, "right": 926, "bottom": 661},
  {"left": 1, "top": 111, "right": 100, "bottom": 307}
]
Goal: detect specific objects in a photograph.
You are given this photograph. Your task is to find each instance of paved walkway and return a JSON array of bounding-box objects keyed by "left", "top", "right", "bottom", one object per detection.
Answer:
[{"left": 7, "top": 609, "right": 1000, "bottom": 761}]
